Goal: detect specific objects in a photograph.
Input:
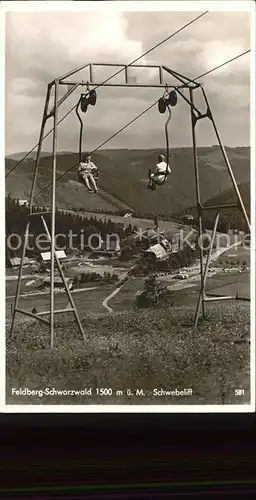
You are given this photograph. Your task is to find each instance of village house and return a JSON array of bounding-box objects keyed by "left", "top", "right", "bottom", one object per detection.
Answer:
[
  {"left": 144, "top": 243, "right": 169, "bottom": 261},
  {"left": 7, "top": 257, "right": 30, "bottom": 268},
  {"left": 41, "top": 276, "right": 72, "bottom": 290},
  {"left": 37, "top": 250, "right": 68, "bottom": 263}
]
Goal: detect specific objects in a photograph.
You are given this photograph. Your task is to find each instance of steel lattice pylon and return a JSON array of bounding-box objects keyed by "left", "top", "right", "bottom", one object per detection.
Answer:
[{"left": 9, "top": 62, "right": 251, "bottom": 345}]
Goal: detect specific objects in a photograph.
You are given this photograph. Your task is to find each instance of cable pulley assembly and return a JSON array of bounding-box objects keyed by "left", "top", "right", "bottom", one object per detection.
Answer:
[
  {"left": 80, "top": 95, "right": 89, "bottom": 113},
  {"left": 168, "top": 90, "right": 177, "bottom": 107},
  {"left": 158, "top": 86, "right": 177, "bottom": 114},
  {"left": 88, "top": 89, "right": 97, "bottom": 106},
  {"left": 80, "top": 84, "right": 97, "bottom": 113}
]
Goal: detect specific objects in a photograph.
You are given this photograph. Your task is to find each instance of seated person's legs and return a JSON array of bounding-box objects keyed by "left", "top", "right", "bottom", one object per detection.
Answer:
[
  {"left": 148, "top": 169, "right": 156, "bottom": 189},
  {"left": 88, "top": 173, "right": 98, "bottom": 193},
  {"left": 152, "top": 174, "right": 165, "bottom": 186},
  {"left": 148, "top": 174, "right": 166, "bottom": 190},
  {"left": 81, "top": 173, "right": 93, "bottom": 191}
]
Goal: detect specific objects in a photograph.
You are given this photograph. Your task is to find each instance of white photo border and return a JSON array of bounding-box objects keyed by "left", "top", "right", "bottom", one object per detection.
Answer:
[{"left": 0, "top": 0, "right": 255, "bottom": 413}]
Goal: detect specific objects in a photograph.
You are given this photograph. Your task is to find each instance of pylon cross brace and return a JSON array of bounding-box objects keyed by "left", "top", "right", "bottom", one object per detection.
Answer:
[{"left": 10, "top": 214, "right": 86, "bottom": 346}]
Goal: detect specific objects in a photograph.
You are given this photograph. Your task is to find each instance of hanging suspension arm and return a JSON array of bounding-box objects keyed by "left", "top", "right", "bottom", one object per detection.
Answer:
[
  {"left": 75, "top": 84, "right": 97, "bottom": 165},
  {"left": 76, "top": 97, "right": 83, "bottom": 163},
  {"left": 164, "top": 105, "right": 172, "bottom": 181},
  {"left": 157, "top": 85, "right": 173, "bottom": 183}
]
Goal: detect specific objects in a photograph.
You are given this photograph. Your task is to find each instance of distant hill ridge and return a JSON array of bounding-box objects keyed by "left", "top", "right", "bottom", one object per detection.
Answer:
[
  {"left": 205, "top": 182, "right": 250, "bottom": 208},
  {"left": 6, "top": 151, "right": 72, "bottom": 161},
  {"left": 178, "top": 181, "right": 250, "bottom": 232},
  {"left": 5, "top": 147, "right": 250, "bottom": 217}
]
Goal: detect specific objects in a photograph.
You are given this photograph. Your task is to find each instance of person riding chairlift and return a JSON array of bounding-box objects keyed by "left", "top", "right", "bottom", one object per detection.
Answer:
[
  {"left": 78, "top": 153, "right": 99, "bottom": 193},
  {"left": 147, "top": 154, "right": 171, "bottom": 190}
]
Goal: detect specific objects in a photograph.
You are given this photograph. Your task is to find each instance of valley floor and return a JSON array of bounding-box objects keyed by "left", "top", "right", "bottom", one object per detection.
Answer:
[{"left": 5, "top": 241, "right": 251, "bottom": 407}]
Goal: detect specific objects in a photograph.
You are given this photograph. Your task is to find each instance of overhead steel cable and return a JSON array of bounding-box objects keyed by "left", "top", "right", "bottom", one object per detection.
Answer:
[
  {"left": 196, "top": 49, "right": 251, "bottom": 79},
  {"left": 5, "top": 11, "right": 208, "bottom": 178},
  {"left": 34, "top": 100, "right": 160, "bottom": 199},
  {"left": 33, "top": 48, "right": 251, "bottom": 201},
  {"left": 6, "top": 104, "right": 79, "bottom": 178}
]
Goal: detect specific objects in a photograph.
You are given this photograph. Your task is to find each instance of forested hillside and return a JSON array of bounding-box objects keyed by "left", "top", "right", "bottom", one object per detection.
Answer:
[{"left": 178, "top": 182, "right": 250, "bottom": 232}]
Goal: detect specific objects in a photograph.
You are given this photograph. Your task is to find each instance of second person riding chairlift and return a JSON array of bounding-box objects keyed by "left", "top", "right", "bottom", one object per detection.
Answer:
[
  {"left": 147, "top": 87, "right": 176, "bottom": 190},
  {"left": 147, "top": 154, "right": 171, "bottom": 191}
]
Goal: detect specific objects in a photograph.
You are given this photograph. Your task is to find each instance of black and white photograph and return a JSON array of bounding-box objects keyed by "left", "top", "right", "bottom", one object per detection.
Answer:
[{"left": 1, "top": 1, "right": 255, "bottom": 410}]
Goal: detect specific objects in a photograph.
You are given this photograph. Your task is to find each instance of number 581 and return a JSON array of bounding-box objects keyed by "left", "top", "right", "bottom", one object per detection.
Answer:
[{"left": 235, "top": 389, "right": 244, "bottom": 396}]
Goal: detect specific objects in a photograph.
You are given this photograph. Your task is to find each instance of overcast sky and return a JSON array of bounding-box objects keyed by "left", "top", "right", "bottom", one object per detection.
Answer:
[{"left": 5, "top": 8, "right": 251, "bottom": 154}]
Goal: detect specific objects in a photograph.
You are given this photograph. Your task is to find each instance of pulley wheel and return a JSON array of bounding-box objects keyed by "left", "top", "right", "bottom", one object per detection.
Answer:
[
  {"left": 168, "top": 90, "right": 177, "bottom": 107},
  {"left": 158, "top": 97, "right": 167, "bottom": 114},
  {"left": 80, "top": 95, "right": 89, "bottom": 113},
  {"left": 89, "top": 89, "right": 97, "bottom": 106}
]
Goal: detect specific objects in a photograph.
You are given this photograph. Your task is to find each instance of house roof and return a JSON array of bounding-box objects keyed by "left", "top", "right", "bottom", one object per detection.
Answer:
[
  {"left": 40, "top": 250, "right": 67, "bottom": 261},
  {"left": 159, "top": 238, "right": 171, "bottom": 250},
  {"left": 144, "top": 243, "right": 169, "bottom": 260},
  {"left": 142, "top": 229, "right": 159, "bottom": 239},
  {"left": 9, "top": 257, "right": 29, "bottom": 266}
]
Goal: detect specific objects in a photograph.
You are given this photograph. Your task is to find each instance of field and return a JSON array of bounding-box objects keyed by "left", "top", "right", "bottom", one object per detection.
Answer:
[
  {"left": 214, "top": 245, "right": 250, "bottom": 268},
  {"left": 6, "top": 285, "right": 113, "bottom": 323},
  {"left": 6, "top": 243, "right": 250, "bottom": 323},
  {"left": 107, "top": 268, "right": 250, "bottom": 312},
  {"left": 6, "top": 270, "right": 250, "bottom": 321}
]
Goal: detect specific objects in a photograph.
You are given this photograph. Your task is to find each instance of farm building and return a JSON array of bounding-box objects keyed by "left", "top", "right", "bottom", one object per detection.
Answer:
[
  {"left": 90, "top": 249, "right": 119, "bottom": 259},
  {"left": 89, "top": 238, "right": 121, "bottom": 258},
  {"left": 17, "top": 199, "right": 28, "bottom": 206},
  {"left": 182, "top": 214, "right": 194, "bottom": 222},
  {"left": 142, "top": 232, "right": 172, "bottom": 253},
  {"left": 144, "top": 243, "right": 169, "bottom": 261},
  {"left": 157, "top": 237, "right": 172, "bottom": 252},
  {"left": 123, "top": 228, "right": 167, "bottom": 248},
  {"left": 38, "top": 250, "right": 67, "bottom": 263},
  {"left": 142, "top": 228, "right": 160, "bottom": 240},
  {"left": 7, "top": 257, "right": 30, "bottom": 268}
]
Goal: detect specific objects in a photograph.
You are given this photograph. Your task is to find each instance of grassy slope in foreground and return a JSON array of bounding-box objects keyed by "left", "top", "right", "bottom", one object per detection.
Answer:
[{"left": 6, "top": 303, "right": 250, "bottom": 406}]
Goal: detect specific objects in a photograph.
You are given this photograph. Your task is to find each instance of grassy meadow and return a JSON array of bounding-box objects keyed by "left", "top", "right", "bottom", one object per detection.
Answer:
[{"left": 6, "top": 302, "right": 250, "bottom": 406}]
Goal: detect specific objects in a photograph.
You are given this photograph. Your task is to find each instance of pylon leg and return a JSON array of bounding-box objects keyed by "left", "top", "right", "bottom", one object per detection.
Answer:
[
  {"left": 198, "top": 215, "right": 206, "bottom": 319},
  {"left": 193, "top": 213, "right": 220, "bottom": 331},
  {"left": 29, "top": 84, "right": 52, "bottom": 211},
  {"left": 189, "top": 84, "right": 250, "bottom": 330},
  {"left": 10, "top": 221, "right": 31, "bottom": 338},
  {"left": 41, "top": 216, "right": 86, "bottom": 342},
  {"left": 189, "top": 87, "right": 206, "bottom": 319},
  {"left": 49, "top": 81, "right": 59, "bottom": 348},
  {"left": 201, "top": 87, "right": 250, "bottom": 233}
]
